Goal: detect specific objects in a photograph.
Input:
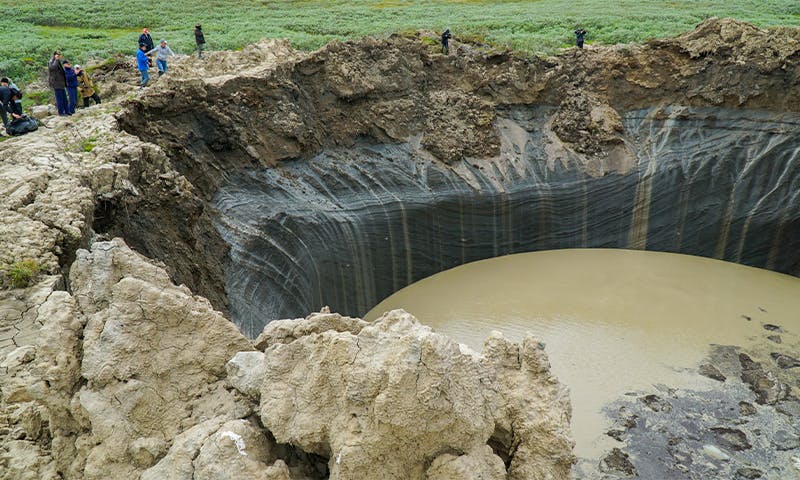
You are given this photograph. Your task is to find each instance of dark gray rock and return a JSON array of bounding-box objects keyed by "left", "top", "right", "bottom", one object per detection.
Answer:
[
  {"left": 772, "top": 430, "right": 800, "bottom": 451},
  {"left": 711, "top": 427, "right": 751, "bottom": 451},
  {"left": 738, "top": 401, "right": 757, "bottom": 416},
  {"left": 599, "top": 448, "right": 637, "bottom": 477},
  {"left": 763, "top": 324, "right": 784, "bottom": 332},
  {"left": 767, "top": 335, "right": 782, "bottom": 344},
  {"left": 739, "top": 353, "right": 790, "bottom": 405},
  {"left": 736, "top": 466, "right": 763, "bottom": 479},
  {"left": 606, "top": 407, "right": 638, "bottom": 441},
  {"left": 639, "top": 394, "right": 672, "bottom": 412},
  {"left": 770, "top": 353, "right": 800, "bottom": 369},
  {"left": 699, "top": 364, "right": 727, "bottom": 382}
]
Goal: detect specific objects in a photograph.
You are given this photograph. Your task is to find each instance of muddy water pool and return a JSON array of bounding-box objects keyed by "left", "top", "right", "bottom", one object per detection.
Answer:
[{"left": 366, "top": 249, "right": 800, "bottom": 458}]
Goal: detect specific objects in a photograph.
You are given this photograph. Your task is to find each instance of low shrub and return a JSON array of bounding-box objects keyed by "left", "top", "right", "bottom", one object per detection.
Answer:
[{"left": 4, "top": 259, "right": 40, "bottom": 289}]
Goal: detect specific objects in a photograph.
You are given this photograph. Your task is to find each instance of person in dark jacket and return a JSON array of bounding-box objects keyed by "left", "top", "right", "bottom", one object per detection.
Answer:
[
  {"left": 139, "top": 28, "right": 155, "bottom": 51},
  {"left": 441, "top": 28, "right": 452, "bottom": 55},
  {"left": 137, "top": 45, "right": 150, "bottom": 88},
  {"left": 4, "top": 78, "right": 22, "bottom": 117},
  {"left": 139, "top": 28, "right": 155, "bottom": 66},
  {"left": 574, "top": 28, "right": 587, "bottom": 49},
  {"left": 0, "top": 82, "right": 15, "bottom": 132},
  {"left": 0, "top": 78, "right": 22, "bottom": 129},
  {"left": 63, "top": 60, "right": 79, "bottom": 114},
  {"left": 195, "top": 24, "right": 206, "bottom": 59},
  {"left": 48, "top": 51, "right": 69, "bottom": 116}
]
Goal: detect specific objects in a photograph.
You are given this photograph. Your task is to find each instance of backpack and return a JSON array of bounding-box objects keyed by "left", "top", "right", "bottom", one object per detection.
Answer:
[
  {"left": 7, "top": 115, "right": 38, "bottom": 136},
  {"left": 9, "top": 86, "right": 21, "bottom": 100}
]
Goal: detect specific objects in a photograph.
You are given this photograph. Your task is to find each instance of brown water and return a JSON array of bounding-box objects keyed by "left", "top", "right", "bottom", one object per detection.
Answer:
[{"left": 365, "top": 249, "right": 800, "bottom": 458}]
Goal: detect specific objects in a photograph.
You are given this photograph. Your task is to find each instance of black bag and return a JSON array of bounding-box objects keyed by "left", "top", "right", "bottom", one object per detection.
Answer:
[{"left": 7, "top": 115, "right": 38, "bottom": 136}]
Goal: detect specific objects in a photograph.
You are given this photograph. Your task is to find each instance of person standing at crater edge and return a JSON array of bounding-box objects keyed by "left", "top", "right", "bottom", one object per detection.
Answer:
[
  {"left": 148, "top": 39, "right": 176, "bottom": 76},
  {"left": 575, "top": 28, "right": 588, "bottom": 49},
  {"left": 63, "top": 60, "right": 79, "bottom": 115},
  {"left": 195, "top": 24, "right": 206, "bottom": 59},
  {"left": 441, "top": 28, "right": 452, "bottom": 55},
  {"left": 48, "top": 51, "right": 69, "bottom": 116},
  {"left": 139, "top": 27, "right": 155, "bottom": 66},
  {"left": 137, "top": 44, "right": 150, "bottom": 88}
]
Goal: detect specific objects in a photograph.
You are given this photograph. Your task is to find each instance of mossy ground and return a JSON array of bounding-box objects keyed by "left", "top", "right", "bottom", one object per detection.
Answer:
[{"left": 2, "top": 1, "right": 799, "bottom": 90}]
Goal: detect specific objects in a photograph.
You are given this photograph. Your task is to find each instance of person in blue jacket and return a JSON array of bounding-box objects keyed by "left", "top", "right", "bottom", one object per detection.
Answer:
[
  {"left": 137, "top": 44, "right": 150, "bottom": 88},
  {"left": 63, "top": 60, "right": 79, "bottom": 114}
]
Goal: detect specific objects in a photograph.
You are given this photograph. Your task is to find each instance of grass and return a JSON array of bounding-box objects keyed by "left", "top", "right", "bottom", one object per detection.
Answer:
[
  {"left": 1, "top": 0, "right": 799, "bottom": 90},
  {"left": 3, "top": 259, "right": 40, "bottom": 289},
  {"left": 80, "top": 136, "right": 98, "bottom": 152}
]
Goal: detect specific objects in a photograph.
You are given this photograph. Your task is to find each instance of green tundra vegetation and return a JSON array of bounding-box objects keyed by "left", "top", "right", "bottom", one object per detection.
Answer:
[{"left": 1, "top": 0, "right": 799, "bottom": 86}]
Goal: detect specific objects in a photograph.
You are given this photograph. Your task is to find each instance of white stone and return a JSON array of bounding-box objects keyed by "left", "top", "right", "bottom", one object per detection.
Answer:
[{"left": 702, "top": 444, "right": 730, "bottom": 461}]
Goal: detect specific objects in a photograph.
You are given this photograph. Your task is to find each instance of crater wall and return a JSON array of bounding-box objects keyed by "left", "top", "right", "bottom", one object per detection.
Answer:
[
  {"left": 114, "top": 19, "right": 800, "bottom": 337},
  {"left": 215, "top": 106, "right": 800, "bottom": 336}
]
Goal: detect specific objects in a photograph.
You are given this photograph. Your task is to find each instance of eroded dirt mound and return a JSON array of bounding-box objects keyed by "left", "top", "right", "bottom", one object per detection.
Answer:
[
  {"left": 1, "top": 239, "right": 573, "bottom": 479},
  {"left": 120, "top": 17, "right": 800, "bottom": 165}
]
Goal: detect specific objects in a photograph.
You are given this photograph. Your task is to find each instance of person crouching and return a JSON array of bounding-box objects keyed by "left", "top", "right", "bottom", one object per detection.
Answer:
[{"left": 75, "top": 65, "right": 101, "bottom": 107}]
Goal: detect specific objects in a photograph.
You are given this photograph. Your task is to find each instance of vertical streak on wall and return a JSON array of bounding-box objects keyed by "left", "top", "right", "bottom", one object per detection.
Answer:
[
  {"left": 766, "top": 209, "right": 788, "bottom": 271},
  {"left": 400, "top": 203, "right": 413, "bottom": 285},
  {"left": 502, "top": 192, "right": 512, "bottom": 255},
  {"left": 628, "top": 156, "right": 656, "bottom": 250},
  {"left": 767, "top": 188, "right": 800, "bottom": 271},
  {"left": 388, "top": 212, "right": 399, "bottom": 295},
  {"left": 581, "top": 181, "right": 589, "bottom": 248},
  {"left": 673, "top": 180, "right": 691, "bottom": 252},
  {"left": 538, "top": 181, "right": 552, "bottom": 250},
  {"left": 459, "top": 197, "right": 466, "bottom": 264},
  {"left": 492, "top": 198, "right": 499, "bottom": 258},
  {"left": 714, "top": 187, "right": 737, "bottom": 260},
  {"left": 341, "top": 222, "right": 359, "bottom": 315},
  {"left": 766, "top": 145, "right": 800, "bottom": 270},
  {"left": 736, "top": 194, "right": 769, "bottom": 264}
]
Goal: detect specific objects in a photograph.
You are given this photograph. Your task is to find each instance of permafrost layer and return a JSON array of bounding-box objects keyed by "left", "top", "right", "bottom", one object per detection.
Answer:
[{"left": 215, "top": 107, "right": 800, "bottom": 336}]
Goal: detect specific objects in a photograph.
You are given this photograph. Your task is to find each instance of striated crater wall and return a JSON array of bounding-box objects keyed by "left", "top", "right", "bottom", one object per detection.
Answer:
[{"left": 215, "top": 107, "right": 800, "bottom": 336}]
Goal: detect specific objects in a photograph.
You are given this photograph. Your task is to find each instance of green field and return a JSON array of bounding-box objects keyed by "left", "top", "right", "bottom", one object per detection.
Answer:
[{"left": 1, "top": 0, "right": 799, "bottom": 86}]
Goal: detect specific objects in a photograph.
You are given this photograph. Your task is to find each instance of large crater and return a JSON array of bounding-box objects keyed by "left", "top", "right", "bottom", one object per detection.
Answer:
[{"left": 114, "top": 20, "right": 800, "bottom": 337}]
